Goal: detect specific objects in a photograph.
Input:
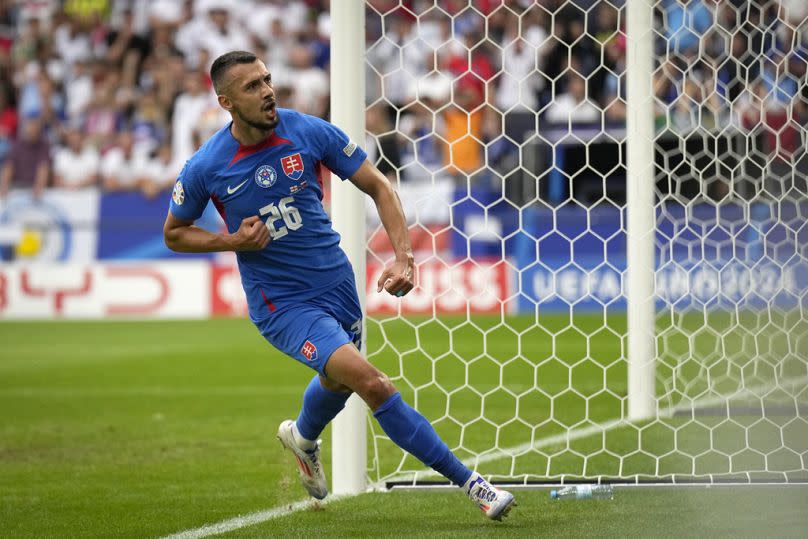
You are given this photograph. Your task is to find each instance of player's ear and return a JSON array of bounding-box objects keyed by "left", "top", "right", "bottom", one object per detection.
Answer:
[{"left": 218, "top": 93, "right": 232, "bottom": 111}]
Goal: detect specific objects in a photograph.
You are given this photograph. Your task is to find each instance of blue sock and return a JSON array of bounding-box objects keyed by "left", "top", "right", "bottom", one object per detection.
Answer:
[
  {"left": 295, "top": 375, "right": 351, "bottom": 441},
  {"left": 373, "top": 392, "right": 472, "bottom": 486}
]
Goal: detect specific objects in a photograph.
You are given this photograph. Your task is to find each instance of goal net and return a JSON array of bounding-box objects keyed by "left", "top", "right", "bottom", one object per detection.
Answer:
[{"left": 358, "top": 0, "right": 807, "bottom": 486}]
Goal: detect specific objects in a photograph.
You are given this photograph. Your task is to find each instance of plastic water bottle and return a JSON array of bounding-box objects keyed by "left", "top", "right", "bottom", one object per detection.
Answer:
[{"left": 549, "top": 484, "right": 614, "bottom": 501}]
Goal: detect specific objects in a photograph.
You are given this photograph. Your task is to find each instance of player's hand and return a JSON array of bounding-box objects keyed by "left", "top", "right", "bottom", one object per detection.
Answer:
[
  {"left": 377, "top": 255, "right": 415, "bottom": 297},
  {"left": 231, "top": 215, "right": 270, "bottom": 251}
]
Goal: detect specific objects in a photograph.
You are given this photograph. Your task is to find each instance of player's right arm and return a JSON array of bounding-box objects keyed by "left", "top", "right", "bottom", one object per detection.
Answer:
[
  {"left": 163, "top": 159, "right": 269, "bottom": 253},
  {"left": 163, "top": 212, "right": 270, "bottom": 253}
]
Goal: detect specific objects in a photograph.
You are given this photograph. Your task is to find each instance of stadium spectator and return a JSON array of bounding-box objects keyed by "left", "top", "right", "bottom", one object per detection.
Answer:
[
  {"left": 397, "top": 99, "right": 444, "bottom": 179},
  {"left": 566, "top": 18, "right": 600, "bottom": 79},
  {"left": 598, "top": 35, "right": 626, "bottom": 122},
  {"left": 365, "top": 102, "right": 402, "bottom": 182},
  {"left": 52, "top": 124, "right": 99, "bottom": 189},
  {"left": 100, "top": 128, "right": 149, "bottom": 192},
  {"left": 0, "top": 116, "right": 51, "bottom": 200},
  {"left": 409, "top": 46, "right": 451, "bottom": 110},
  {"left": 493, "top": 20, "right": 546, "bottom": 158},
  {"left": 36, "top": 71, "right": 64, "bottom": 126},
  {"left": 279, "top": 45, "right": 328, "bottom": 118},
  {"left": 130, "top": 89, "right": 166, "bottom": 157},
  {"left": 366, "top": 12, "right": 430, "bottom": 107},
  {"left": 53, "top": 13, "right": 93, "bottom": 68},
  {"left": 262, "top": 17, "right": 295, "bottom": 84},
  {"left": 544, "top": 73, "right": 600, "bottom": 125},
  {"left": 717, "top": 32, "right": 755, "bottom": 105},
  {"left": 442, "top": 84, "right": 486, "bottom": 179},
  {"left": 592, "top": 2, "right": 620, "bottom": 45},
  {"left": 171, "top": 67, "right": 217, "bottom": 165},
  {"left": 669, "top": 68, "right": 726, "bottom": 133},
  {"left": 63, "top": 0, "right": 110, "bottom": 21},
  {"left": 662, "top": 0, "right": 713, "bottom": 62},
  {"left": 140, "top": 144, "right": 179, "bottom": 199},
  {"left": 82, "top": 71, "right": 123, "bottom": 151},
  {"left": 64, "top": 57, "right": 94, "bottom": 119},
  {"left": 17, "top": 61, "right": 46, "bottom": 120},
  {"left": 104, "top": 7, "right": 150, "bottom": 80},
  {"left": 494, "top": 26, "right": 543, "bottom": 115},
  {"left": 0, "top": 82, "right": 18, "bottom": 163},
  {"left": 12, "top": 16, "right": 47, "bottom": 68},
  {"left": 175, "top": 1, "right": 250, "bottom": 70},
  {"left": 15, "top": 0, "right": 58, "bottom": 24},
  {"left": 789, "top": 48, "right": 808, "bottom": 123},
  {"left": 445, "top": 30, "right": 495, "bottom": 109}
]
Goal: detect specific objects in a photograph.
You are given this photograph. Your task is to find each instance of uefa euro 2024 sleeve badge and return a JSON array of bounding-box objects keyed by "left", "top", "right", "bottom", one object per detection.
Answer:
[
  {"left": 255, "top": 164, "right": 278, "bottom": 188},
  {"left": 172, "top": 181, "right": 184, "bottom": 205}
]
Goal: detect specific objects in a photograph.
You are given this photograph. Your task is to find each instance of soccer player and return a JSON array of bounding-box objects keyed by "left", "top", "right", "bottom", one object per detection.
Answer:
[{"left": 163, "top": 51, "right": 515, "bottom": 521}]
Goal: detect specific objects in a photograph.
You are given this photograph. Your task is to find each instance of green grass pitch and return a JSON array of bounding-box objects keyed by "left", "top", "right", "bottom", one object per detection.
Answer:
[{"left": 1, "top": 318, "right": 806, "bottom": 538}]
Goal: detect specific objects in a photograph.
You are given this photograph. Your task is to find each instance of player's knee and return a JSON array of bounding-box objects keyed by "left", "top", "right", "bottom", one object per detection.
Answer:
[
  {"left": 361, "top": 373, "right": 396, "bottom": 406},
  {"left": 320, "top": 375, "right": 351, "bottom": 394}
]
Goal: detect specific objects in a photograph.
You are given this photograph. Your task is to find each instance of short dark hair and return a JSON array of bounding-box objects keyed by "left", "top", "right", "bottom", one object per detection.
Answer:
[{"left": 210, "top": 51, "right": 258, "bottom": 94}]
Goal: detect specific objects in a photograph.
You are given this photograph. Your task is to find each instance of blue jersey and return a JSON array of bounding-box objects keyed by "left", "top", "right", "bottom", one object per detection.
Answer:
[{"left": 169, "top": 108, "right": 367, "bottom": 321}]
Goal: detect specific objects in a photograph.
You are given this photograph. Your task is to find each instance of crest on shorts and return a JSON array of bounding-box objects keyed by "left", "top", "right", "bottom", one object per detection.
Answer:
[
  {"left": 301, "top": 340, "right": 318, "bottom": 361},
  {"left": 172, "top": 181, "right": 185, "bottom": 205},
  {"left": 255, "top": 164, "right": 277, "bottom": 188},
  {"left": 281, "top": 153, "right": 304, "bottom": 180}
]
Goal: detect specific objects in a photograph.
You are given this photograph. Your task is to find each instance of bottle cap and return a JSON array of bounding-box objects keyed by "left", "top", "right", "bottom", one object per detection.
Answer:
[{"left": 550, "top": 489, "right": 558, "bottom": 499}]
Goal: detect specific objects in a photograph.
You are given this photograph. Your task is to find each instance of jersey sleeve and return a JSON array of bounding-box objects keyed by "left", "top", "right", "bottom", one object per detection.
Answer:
[
  {"left": 311, "top": 116, "right": 368, "bottom": 180},
  {"left": 168, "top": 159, "right": 209, "bottom": 221}
]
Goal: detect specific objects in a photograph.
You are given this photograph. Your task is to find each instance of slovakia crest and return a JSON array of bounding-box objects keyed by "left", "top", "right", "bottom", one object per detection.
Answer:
[
  {"left": 301, "top": 340, "right": 318, "bottom": 361},
  {"left": 255, "top": 164, "right": 277, "bottom": 188},
  {"left": 281, "top": 153, "right": 304, "bottom": 180}
]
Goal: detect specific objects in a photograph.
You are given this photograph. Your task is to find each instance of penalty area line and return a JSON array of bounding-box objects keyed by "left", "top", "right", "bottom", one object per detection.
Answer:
[{"left": 159, "top": 496, "right": 345, "bottom": 539}]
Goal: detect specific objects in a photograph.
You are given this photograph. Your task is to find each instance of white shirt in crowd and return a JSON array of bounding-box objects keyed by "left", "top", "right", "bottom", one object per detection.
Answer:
[
  {"left": 53, "top": 145, "right": 100, "bottom": 187},
  {"left": 143, "top": 155, "right": 181, "bottom": 189},
  {"left": 171, "top": 90, "right": 219, "bottom": 165},
  {"left": 53, "top": 23, "right": 93, "bottom": 68},
  {"left": 100, "top": 148, "right": 151, "bottom": 190},
  {"left": 277, "top": 66, "right": 328, "bottom": 117},
  {"left": 366, "top": 23, "right": 433, "bottom": 105},
  {"left": 175, "top": 13, "right": 251, "bottom": 70},
  {"left": 495, "top": 26, "right": 547, "bottom": 112},
  {"left": 544, "top": 94, "right": 601, "bottom": 125}
]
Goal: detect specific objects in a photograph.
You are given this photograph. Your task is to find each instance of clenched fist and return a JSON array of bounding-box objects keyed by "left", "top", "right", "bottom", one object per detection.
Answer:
[
  {"left": 231, "top": 215, "right": 270, "bottom": 251},
  {"left": 377, "top": 255, "right": 415, "bottom": 297}
]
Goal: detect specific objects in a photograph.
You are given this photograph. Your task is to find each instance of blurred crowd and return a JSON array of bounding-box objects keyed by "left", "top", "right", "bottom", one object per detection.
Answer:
[
  {"left": 366, "top": 0, "right": 807, "bottom": 183},
  {"left": 0, "top": 0, "right": 331, "bottom": 199},
  {"left": 0, "top": 0, "right": 805, "bottom": 199}
]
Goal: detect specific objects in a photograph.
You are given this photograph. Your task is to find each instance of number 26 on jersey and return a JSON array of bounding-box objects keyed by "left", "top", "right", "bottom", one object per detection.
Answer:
[{"left": 259, "top": 196, "right": 302, "bottom": 240}]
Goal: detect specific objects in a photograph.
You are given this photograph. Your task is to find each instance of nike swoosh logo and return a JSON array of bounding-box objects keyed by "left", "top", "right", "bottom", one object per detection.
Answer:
[{"left": 227, "top": 179, "right": 250, "bottom": 195}]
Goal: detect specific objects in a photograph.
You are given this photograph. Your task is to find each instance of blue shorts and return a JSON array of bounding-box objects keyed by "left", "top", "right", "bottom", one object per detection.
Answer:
[{"left": 253, "top": 276, "right": 363, "bottom": 375}]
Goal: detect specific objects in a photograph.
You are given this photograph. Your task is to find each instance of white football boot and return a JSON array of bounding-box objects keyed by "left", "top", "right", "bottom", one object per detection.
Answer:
[
  {"left": 464, "top": 472, "right": 516, "bottom": 521},
  {"left": 277, "top": 419, "right": 328, "bottom": 500}
]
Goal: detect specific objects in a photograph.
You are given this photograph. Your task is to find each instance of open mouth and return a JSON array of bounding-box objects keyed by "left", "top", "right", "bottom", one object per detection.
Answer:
[{"left": 263, "top": 101, "right": 276, "bottom": 113}]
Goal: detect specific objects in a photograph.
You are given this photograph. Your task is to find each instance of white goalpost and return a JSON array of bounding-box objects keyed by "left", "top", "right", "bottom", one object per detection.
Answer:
[
  {"left": 333, "top": 0, "right": 808, "bottom": 490},
  {"left": 330, "top": 0, "right": 368, "bottom": 495},
  {"left": 625, "top": 0, "right": 656, "bottom": 421}
]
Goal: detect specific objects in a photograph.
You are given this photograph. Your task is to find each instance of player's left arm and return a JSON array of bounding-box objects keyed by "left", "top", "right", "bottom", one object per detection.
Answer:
[{"left": 349, "top": 159, "right": 414, "bottom": 297}]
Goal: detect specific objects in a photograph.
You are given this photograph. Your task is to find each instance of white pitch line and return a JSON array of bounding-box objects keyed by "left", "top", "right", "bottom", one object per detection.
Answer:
[
  {"left": 160, "top": 375, "right": 808, "bottom": 537},
  {"left": 0, "top": 386, "right": 292, "bottom": 397},
  {"left": 159, "top": 497, "right": 343, "bottom": 539}
]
